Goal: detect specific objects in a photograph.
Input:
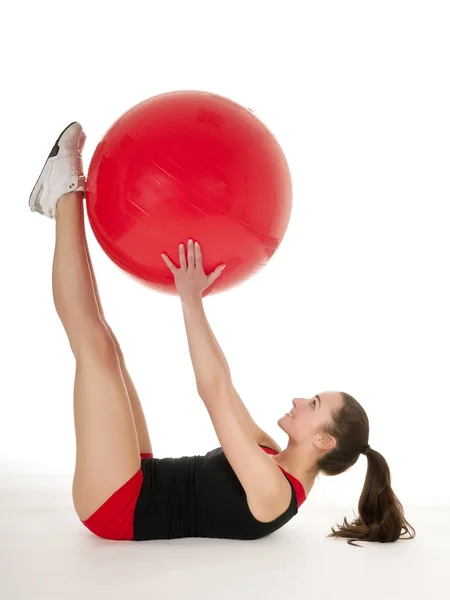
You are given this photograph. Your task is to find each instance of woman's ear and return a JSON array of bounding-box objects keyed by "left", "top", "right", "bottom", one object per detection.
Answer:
[{"left": 315, "top": 435, "right": 336, "bottom": 452}]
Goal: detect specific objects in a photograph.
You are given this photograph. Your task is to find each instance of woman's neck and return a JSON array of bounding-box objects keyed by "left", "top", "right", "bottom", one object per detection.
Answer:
[{"left": 272, "top": 450, "right": 318, "bottom": 494}]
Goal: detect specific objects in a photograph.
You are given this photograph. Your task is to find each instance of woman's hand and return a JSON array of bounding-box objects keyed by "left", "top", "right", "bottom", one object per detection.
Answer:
[{"left": 161, "top": 239, "right": 226, "bottom": 300}]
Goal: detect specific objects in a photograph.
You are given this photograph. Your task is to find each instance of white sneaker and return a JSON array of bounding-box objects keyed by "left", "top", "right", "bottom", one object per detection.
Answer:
[{"left": 29, "top": 122, "right": 87, "bottom": 219}]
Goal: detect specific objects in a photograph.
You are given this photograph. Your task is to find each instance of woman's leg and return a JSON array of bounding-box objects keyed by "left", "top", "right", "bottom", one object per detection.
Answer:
[
  {"left": 53, "top": 192, "right": 141, "bottom": 521},
  {"left": 81, "top": 226, "right": 152, "bottom": 455}
]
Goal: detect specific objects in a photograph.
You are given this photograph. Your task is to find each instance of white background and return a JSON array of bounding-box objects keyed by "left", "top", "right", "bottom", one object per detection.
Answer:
[{"left": 1, "top": 0, "right": 448, "bottom": 512}]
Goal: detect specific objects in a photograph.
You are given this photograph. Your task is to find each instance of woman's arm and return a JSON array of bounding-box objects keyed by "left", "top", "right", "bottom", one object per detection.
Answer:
[
  {"left": 162, "top": 241, "right": 279, "bottom": 447},
  {"left": 181, "top": 296, "right": 231, "bottom": 393},
  {"left": 182, "top": 297, "right": 281, "bottom": 448},
  {"left": 161, "top": 239, "right": 231, "bottom": 392}
]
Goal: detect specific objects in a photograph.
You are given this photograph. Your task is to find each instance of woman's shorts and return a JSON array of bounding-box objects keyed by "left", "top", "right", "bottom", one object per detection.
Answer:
[{"left": 81, "top": 453, "right": 153, "bottom": 540}]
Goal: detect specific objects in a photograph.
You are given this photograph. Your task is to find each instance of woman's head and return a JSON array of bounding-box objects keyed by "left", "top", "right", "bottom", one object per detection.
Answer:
[
  {"left": 278, "top": 391, "right": 346, "bottom": 453},
  {"left": 278, "top": 391, "right": 416, "bottom": 546}
]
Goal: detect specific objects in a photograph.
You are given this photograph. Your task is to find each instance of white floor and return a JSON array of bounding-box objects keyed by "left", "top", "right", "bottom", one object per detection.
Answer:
[{"left": 1, "top": 473, "right": 448, "bottom": 600}]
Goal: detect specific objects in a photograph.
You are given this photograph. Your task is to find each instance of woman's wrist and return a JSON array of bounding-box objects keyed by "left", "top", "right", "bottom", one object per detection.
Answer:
[{"left": 180, "top": 293, "right": 203, "bottom": 310}]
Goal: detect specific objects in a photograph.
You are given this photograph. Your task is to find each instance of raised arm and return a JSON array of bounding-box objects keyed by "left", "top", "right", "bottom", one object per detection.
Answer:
[
  {"left": 181, "top": 295, "right": 231, "bottom": 393},
  {"left": 161, "top": 240, "right": 281, "bottom": 451},
  {"left": 161, "top": 239, "right": 229, "bottom": 392}
]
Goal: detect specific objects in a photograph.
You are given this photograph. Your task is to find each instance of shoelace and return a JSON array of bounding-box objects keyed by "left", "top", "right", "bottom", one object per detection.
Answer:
[{"left": 71, "top": 151, "right": 83, "bottom": 178}]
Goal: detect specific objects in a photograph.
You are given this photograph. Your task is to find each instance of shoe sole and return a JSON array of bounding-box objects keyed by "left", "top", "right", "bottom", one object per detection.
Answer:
[{"left": 29, "top": 121, "right": 79, "bottom": 212}]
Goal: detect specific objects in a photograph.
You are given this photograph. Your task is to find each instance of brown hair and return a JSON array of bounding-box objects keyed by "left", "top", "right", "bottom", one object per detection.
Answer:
[{"left": 317, "top": 391, "right": 416, "bottom": 547}]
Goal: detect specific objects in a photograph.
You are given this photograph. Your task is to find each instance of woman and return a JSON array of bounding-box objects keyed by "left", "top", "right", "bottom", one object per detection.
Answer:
[{"left": 29, "top": 122, "right": 415, "bottom": 547}]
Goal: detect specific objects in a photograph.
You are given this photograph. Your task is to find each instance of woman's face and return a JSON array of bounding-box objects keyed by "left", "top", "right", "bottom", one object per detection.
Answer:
[{"left": 278, "top": 391, "right": 344, "bottom": 444}]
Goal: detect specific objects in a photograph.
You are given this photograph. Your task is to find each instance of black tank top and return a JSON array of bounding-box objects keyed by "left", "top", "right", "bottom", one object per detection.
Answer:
[{"left": 133, "top": 445, "right": 306, "bottom": 541}]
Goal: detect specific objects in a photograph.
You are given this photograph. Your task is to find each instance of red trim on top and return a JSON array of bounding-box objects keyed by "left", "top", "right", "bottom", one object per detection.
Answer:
[{"left": 259, "top": 445, "right": 306, "bottom": 506}]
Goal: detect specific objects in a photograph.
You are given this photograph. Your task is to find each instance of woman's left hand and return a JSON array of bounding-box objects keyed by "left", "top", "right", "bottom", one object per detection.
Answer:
[{"left": 161, "top": 239, "right": 226, "bottom": 300}]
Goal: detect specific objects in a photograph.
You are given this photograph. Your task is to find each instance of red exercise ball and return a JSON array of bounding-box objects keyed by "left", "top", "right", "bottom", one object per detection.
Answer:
[{"left": 86, "top": 91, "right": 292, "bottom": 296}]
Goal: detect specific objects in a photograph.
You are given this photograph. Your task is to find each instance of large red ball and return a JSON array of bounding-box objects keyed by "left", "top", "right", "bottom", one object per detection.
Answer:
[{"left": 86, "top": 91, "right": 292, "bottom": 296}]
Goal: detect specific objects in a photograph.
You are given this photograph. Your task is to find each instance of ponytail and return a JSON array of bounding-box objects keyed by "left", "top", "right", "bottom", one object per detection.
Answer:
[{"left": 328, "top": 447, "right": 416, "bottom": 547}]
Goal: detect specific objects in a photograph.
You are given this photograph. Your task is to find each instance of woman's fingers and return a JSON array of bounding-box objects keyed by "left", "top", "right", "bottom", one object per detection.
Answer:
[
  {"left": 161, "top": 253, "right": 176, "bottom": 272},
  {"left": 179, "top": 243, "right": 187, "bottom": 270},
  {"left": 187, "top": 239, "right": 195, "bottom": 271},
  {"left": 163, "top": 240, "right": 213, "bottom": 275},
  {"left": 194, "top": 241, "right": 202, "bottom": 269},
  {"left": 207, "top": 264, "right": 226, "bottom": 284}
]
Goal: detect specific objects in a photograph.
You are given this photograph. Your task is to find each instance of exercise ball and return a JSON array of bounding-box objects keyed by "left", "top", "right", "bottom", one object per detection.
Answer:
[{"left": 86, "top": 91, "right": 292, "bottom": 296}]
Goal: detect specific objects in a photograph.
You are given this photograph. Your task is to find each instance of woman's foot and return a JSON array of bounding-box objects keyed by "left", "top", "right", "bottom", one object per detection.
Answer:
[{"left": 29, "top": 122, "right": 86, "bottom": 219}]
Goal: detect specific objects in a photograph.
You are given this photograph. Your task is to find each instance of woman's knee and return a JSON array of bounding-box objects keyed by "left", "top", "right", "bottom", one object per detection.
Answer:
[{"left": 71, "top": 321, "right": 118, "bottom": 364}]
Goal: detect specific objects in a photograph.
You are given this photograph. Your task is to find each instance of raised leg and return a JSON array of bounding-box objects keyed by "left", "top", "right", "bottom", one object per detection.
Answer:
[
  {"left": 53, "top": 192, "right": 141, "bottom": 521},
  {"left": 81, "top": 225, "right": 152, "bottom": 455}
]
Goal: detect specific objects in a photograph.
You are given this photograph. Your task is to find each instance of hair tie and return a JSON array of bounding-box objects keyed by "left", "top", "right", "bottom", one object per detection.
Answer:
[{"left": 362, "top": 444, "right": 371, "bottom": 455}]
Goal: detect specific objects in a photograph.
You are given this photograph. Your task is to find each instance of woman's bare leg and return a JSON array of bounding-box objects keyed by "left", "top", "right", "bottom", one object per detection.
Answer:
[
  {"left": 53, "top": 192, "right": 141, "bottom": 521},
  {"left": 81, "top": 226, "right": 152, "bottom": 455}
]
